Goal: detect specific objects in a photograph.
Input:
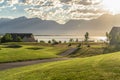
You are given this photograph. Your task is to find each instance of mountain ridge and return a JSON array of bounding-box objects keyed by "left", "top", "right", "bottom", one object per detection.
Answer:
[{"left": 0, "top": 14, "right": 120, "bottom": 36}]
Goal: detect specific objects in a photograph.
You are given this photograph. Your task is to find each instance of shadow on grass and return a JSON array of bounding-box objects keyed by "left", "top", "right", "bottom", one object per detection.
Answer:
[
  {"left": 27, "top": 47, "right": 43, "bottom": 50},
  {"left": 4, "top": 45, "right": 22, "bottom": 48}
]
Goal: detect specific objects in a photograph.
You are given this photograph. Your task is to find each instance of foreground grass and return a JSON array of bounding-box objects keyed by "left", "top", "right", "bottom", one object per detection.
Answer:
[
  {"left": 0, "top": 52, "right": 120, "bottom": 80},
  {"left": 0, "top": 45, "right": 67, "bottom": 63}
]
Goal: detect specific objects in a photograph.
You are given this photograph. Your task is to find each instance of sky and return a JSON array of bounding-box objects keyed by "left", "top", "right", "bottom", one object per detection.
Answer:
[{"left": 0, "top": 0, "right": 120, "bottom": 24}]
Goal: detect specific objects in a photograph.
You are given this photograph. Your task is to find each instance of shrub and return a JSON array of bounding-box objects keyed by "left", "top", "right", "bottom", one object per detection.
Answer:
[
  {"left": 75, "top": 38, "right": 79, "bottom": 43},
  {"left": 52, "top": 39, "right": 58, "bottom": 45},
  {"left": 52, "top": 42, "right": 59, "bottom": 45},
  {"left": 48, "top": 40, "right": 51, "bottom": 44},
  {"left": 69, "top": 38, "right": 74, "bottom": 43},
  {"left": 68, "top": 43, "right": 72, "bottom": 47},
  {"left": 87, "top": 44, "right": 91, "bottom": 48},
  {"left": 40, "top": 40, "right": 45, "bottom": 43},
  {"left": 77, "top": 43, "right": 82, "bottom": 48},
  {"left": 59, "top": 41, "right": 62, "bottom": 44},
  {"left": 64, "top": 41, "right": 67, "bottom": 43}
]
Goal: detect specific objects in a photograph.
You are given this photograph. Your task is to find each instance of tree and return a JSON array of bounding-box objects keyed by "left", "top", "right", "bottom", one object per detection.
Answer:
[
  {"left": 106, "top": 32, "right": 112, "bottom": 43},
  {"left": 69, "top": 38, "right": 74, "bottom": 43},
  {"left": 64, "top": 41, "right": 67, "bottom": 43},
  {"left": 52, "top": 39, "right": 58, "bottom": 45},
  {"left": 48, "top": 40, "right": 51, "bottom": 44},
  {"left": 40, "top": 40, "right": 45, "bottom": 43},
  {"left": 52, "top": 39, "right": 56, "bottom": 43},
  {"left": 59, "top": 41, "right": 62, "bottom": 44},
  {"left": 84, "top": 32, "right": 89, "bottom": 42},
  {"left": 84, "top": 32, "right": 90, "bottom": 47},
  {"left": 16, "top": 36, "right": 22, "bottom": 42},
  {"left": 1, "top": 33, "right": 13, "bottom": 43},
  {"left": 75, "top": 38, "right": 79, "bottom": 43}
]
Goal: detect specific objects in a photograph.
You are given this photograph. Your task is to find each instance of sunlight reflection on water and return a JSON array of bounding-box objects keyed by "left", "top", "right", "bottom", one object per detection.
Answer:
[{"left": 34, "top": 36, "right": 107, "bottom": 43}]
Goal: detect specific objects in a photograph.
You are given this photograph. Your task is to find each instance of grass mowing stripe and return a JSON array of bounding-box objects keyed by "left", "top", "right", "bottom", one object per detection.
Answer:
[{"left": 0, "top": 52, "right": 120, "bottom": 80}]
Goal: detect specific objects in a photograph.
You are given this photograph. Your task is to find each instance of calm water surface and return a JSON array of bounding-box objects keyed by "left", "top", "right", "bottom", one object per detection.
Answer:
[{"left": 34, "top": 35, "right": 106, "bottom": 43}]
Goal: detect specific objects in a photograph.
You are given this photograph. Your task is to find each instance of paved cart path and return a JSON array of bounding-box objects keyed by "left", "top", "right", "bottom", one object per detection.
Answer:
[
  {"left": 0, "top": 48, "right": 79, "bottom": 71},
  {"left": 60, "top": 48, "right": 79, "bottom": 56}
]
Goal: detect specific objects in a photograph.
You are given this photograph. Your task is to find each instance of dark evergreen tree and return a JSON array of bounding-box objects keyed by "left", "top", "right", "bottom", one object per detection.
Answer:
[
  {"left": 76, "top": 38, "right": 79, "bottom": 43},
  {"left": 48, "top": 40, "right": 51, "bottom": 44},
  {"left": 69, "top": 38, "right": 74, "bottom": 43},
  {"left": 84, "top": 32, "right": 89, "bottom": 42}
]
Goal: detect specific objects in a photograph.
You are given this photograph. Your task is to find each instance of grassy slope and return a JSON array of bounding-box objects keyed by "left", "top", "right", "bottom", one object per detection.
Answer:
[
  {"left": 0, "top": 45, "right": 67, "bottom": 63},
  {"left": 70, "top": 43, "right": 106, "bottom": 57},
  {"left": 0, "top": 52, "right": 120, "bottom": 80},
  {"left": 71, "top": 46, "right": 104, "bottom": 57}
]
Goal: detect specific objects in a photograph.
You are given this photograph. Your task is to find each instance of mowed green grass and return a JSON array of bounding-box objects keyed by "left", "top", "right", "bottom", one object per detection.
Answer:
[
  {"left": 0, "top": 52, "right": 120, "bottom": 80},
  {"left": 0, "top": 45, "right": 67, "bottom": 63}
]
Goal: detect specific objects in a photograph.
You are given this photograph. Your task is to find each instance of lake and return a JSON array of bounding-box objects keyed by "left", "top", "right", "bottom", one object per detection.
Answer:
[{"left": 34, "top": 35, "right": 106, "bottom": 43}]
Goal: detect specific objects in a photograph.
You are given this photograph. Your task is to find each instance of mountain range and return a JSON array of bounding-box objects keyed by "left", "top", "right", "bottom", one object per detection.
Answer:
[{"left": 0, "top": 14, "right": 120, "bottom": 36}]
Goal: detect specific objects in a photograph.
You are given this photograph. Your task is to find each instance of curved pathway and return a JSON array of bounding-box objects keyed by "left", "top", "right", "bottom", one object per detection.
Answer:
[
  {"left": 0, "top": 58, "right": 70, "bottom": 71},
  {"left": 59, "top": 48, "right": 79, "bottom": 56},
  {"left": 0, "top": 48, "right": 79, "bottom": 71}
]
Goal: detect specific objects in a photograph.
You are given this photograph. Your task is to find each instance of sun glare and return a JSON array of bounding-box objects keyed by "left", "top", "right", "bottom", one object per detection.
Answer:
[{"left": 102, "top": 0, "right": 120, "bottom": 14}]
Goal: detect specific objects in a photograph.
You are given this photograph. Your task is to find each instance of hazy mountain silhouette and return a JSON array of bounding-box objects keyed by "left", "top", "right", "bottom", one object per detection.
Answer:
[
  {"left": 0, "top": 18, "right": 11, "bottom": 24},
  {"left": 0, "top": 14, "right": 120, "bottom": 36}
]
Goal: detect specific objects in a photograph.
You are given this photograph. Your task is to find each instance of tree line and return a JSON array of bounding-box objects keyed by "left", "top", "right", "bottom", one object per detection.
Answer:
[{"left": 0, "top": 33, "right": 22, "bottom": 43}]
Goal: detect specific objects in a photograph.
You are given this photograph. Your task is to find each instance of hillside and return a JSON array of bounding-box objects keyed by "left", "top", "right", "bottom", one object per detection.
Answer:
[{"left": 0, "top": 51, "right": 120, "bottom": 80}]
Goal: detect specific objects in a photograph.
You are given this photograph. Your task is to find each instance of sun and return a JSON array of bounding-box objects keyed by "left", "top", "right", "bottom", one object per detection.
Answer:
[{"left": 102, "top": 0, "right": 120, "bottom": 14}]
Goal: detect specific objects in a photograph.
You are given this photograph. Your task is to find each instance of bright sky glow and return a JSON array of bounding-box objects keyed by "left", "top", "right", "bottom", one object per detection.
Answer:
[{"left": 102, "top": 0, "right": 120, "bottom": 14}]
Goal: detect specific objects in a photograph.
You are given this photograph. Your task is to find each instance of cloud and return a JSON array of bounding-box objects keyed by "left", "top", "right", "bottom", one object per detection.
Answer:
[
  {"left": 12, "top": 7, "right": 17, "bottom": 10},
  {"left": 0, "top": 0, "right": 4, "bottom": 3},
  {"left": 24, "top": 0, "right": 104, "bottom": 24},
  {"left": 0, "top": 15, "right": 14, "bottom": 19},
  {"left": 79, "top": 0, "right": 100, "bottom": 5},
  {"left": 0, "top": 0, "right": 107, "bottom": 24}
]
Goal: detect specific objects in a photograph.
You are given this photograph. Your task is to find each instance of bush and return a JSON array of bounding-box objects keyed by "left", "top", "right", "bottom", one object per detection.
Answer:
[
  {"left": 40, "top": 40, "right": 45, "bottom": 43},
  {"left": 68, "top": 43, "right": 72, "bottom": 47},
  {"left": 69, "top": 38, "right": 74, "bottom": 43},
  {"left": 52, "top": 39, "right": 58, "bottom": 45},
  {"left": 87, "top": 44, "right": 91, "bottom": 47},
  {"left": 75, "top": 38, "right": 79, "bottom": 43},
  {"left": 52, "top": 42, "right": 59, "bottom": 45},
  {"left": 64, "top": 41, "right": 67, "bottom": 43},
  {"left": 48, "top": 40, "right": 51, "bottom": 44},
  {"left": 59, "top": 41, "right": 62, "bottom": 44},
  {"left": 77, "top": 43, "right": 82, "bottom": 48}
]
